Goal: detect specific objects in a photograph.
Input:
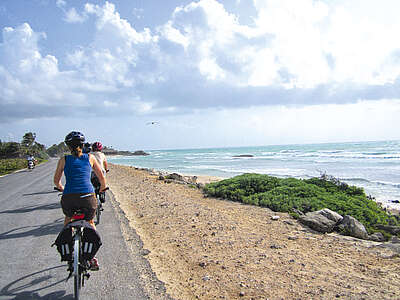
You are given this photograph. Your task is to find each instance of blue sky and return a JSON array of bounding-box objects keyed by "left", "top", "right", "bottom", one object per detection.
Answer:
[{"left": 1, "top": 0, "right": 400, "bottom": 150}]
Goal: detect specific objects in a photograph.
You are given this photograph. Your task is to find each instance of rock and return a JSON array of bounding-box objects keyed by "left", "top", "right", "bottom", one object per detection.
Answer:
[
  {"left": 389, "top": 236, "right": 400, "bottom": 244},
  {"left": 369, "top": 232, "right": 385, "bottom": 242},
  {"left": 132, "top": 150, "right": 150, "bottom": 156},
  {"left": 317, "top": 208, "right": 343, "bottom": 223},
  {"left": 142, "top": 249, "right": 151, "bottom": 256},
  {"left": 337, "top": 215, "right": 369, "bottom": 240},
  {"left": 291, "top": 208, "right": 304, "bottom": 216},
  {"left": 375, "top": 224, "right": 400, "bottom": 235},
  {"left": 299, "top": 212, "right": 337, "bottom": 233},
  {"left": 166, "top": 173, "right": 184, "bottom": 181}
]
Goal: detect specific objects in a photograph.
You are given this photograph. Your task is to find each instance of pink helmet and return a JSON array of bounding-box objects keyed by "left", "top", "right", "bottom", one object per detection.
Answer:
[{"left": 92, "top": 141, "right": 103, "bottom": 151}]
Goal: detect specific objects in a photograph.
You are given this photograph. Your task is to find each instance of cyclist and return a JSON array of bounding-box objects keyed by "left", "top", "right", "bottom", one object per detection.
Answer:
[
  {"left": 53, "top": 131, "right": 106, "bottom": 270},
  {"left": 91, "top": 141, "right": 108, "bottom": 175},
  {"left": 91, "top": 141, "right": 108, "bottom": 203}
]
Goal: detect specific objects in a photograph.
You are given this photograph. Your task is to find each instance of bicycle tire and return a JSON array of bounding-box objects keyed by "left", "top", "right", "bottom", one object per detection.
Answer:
[{"left": 73, "top": 233, "right": 81, "bottom": 300}]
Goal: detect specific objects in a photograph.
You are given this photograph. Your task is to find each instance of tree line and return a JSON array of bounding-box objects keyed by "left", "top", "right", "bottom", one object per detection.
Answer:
[{"left": 0, "top": 132, "right": 68, "bottom": 159}]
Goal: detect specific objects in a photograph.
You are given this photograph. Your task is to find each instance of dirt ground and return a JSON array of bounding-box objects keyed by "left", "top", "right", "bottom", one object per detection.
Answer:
[{"left": 107, "top": 164, "right": 400, "bottom": 300}]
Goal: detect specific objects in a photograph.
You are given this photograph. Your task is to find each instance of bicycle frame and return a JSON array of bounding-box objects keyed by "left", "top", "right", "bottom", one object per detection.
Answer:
[{"left": 68, "top": 213, "right": 91, "bottom": 300}]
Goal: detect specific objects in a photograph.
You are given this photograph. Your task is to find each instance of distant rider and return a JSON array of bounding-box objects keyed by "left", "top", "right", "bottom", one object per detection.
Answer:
[
  {"left": 27, "top": 154, "right": 37, "bottom": 168},
  {"left": 91, "top": 141, "right": 109, "bottom": 203},
  {"left": 53, "top": 131, "right": 106, "bottom": 270}
]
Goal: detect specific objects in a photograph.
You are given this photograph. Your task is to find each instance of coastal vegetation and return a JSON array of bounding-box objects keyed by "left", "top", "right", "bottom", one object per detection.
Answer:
[
  {"left": 0, "top": 132, "right": 49, "bottom": 175},
  {"left": 0, "top": 132, "right": 148, "bottom": 175},
  {"left": 203, "top": 173, "right": 400, "bottom": 236}
]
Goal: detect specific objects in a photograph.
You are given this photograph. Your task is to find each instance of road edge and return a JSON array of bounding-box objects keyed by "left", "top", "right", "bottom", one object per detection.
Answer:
[{"left": 107, "top": 188, "right": 174, "bottom": 300}]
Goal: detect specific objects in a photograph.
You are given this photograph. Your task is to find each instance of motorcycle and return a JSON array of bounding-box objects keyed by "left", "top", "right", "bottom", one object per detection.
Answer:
[{"left": 28, "top": 160, "right": 35, "bottom": 170}]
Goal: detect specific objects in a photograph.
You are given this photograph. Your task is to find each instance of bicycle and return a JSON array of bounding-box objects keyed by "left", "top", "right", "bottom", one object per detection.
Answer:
[
  {"left": 91, "top": 171, "right": 108, "bottom": 225},
  {"left": 68, "top": 209, "right": 92, "bottom": 300},
  {"left": 53, "top": 187, "right": 104, "bottom": 300}
]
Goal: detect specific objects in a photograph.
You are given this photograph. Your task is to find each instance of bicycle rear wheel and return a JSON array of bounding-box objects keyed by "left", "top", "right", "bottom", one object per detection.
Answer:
[{"left": 73, "top": 234, "right": 81, "bottom": 300}]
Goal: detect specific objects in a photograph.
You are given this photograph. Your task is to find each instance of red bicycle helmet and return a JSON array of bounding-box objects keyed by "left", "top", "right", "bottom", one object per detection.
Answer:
[{"left": 92, "top": 141, "right": 103, "bottom": 151}]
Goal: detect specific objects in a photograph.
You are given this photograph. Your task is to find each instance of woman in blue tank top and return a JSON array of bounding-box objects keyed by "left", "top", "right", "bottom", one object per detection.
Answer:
[
  {"left": 53, "top": 131, "right": 106, "bottom": 270},
  {"left": 54, "top": 131, "right": 106, "bottom": 226}
]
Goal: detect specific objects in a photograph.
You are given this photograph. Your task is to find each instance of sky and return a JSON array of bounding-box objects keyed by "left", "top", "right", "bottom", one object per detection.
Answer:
[{"left": 1, "top": 0, "right": 400, "bottom": 150}]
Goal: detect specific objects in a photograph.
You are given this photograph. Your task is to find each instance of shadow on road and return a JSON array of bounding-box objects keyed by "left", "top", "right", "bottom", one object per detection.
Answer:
[
  {"left": 0, "top": 203, "right": 60, "bottom": 215},
  {"left": 0, "top": 265, "right": 72, "bottom": 300},
  {"left": 23, "top": 190, "right": 61, "bottom": 196},
  {"left": 0, "top": 219, "right": 64, "bottom": 240}
]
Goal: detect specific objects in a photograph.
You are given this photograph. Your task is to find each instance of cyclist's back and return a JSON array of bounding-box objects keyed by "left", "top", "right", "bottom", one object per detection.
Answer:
[{"left": 64, "top": 153, "right": 94, "bottom": 194}]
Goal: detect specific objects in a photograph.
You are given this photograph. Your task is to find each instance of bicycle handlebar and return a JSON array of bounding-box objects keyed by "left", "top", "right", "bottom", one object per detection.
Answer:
[{"left": 54, "top": 186, "right": 109, "bottom": 192}]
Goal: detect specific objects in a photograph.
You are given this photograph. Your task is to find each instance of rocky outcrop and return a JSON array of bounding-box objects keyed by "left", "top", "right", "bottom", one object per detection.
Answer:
[
  {"left": 298, "top": 208, "right": 384, "bottom": 242},
  {"left": 337, "top": 215, "right": 369, "bottom": 240},
  {"left": 158, "top": 172, "right": 199, "bottom": 186},
  {"left": 132, "top": 150, "right": 150, "bottom": 156},
  {"left": 299, "top": 209, "right": 339, "bottom": 233},
  {"left": 103, "top": 149, "right": 149, "bottom": 156},
  {"left": 375, "top": 225, "right": 400, "bottom": 235}
]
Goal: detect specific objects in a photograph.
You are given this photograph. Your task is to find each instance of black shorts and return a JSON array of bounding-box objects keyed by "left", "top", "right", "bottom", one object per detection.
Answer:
[{"left": 61, "top": 193, "right": 97, "bottom": 220}]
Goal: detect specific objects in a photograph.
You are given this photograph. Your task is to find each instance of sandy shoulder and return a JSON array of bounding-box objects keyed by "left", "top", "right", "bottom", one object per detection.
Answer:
[{"left": 107, "top": 163, "right": 400, "bottom": 300}]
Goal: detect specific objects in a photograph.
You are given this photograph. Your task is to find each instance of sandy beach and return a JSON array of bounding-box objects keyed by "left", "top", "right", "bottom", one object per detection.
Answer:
[{"left": 107, "top": 163, "right": 400, "bottom": 300}]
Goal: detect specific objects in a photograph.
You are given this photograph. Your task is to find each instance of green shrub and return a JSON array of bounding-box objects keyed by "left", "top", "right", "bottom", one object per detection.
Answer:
[
  {"left": 0, "top": 158, "right": 28, "bottom": 175},
  {"left": 0, "top": 158, "right": 47, "bottom": 175},
  {"left": 203, "top": 173, "right": 399, "bottom": 234}
]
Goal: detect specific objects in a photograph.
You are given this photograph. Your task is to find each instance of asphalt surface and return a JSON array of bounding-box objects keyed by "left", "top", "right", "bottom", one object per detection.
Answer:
[{"left": 0, "top": 159, "right": 171, "bottom": 300}]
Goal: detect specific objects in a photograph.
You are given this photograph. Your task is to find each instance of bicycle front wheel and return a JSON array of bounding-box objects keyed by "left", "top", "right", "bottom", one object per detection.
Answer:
[{"left": 73, "top": 234, "right": 81, "bottom": 300}]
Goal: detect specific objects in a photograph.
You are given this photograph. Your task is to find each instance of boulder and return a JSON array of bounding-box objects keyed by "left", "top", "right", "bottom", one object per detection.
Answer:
[
  {"left": 375, "top": 225, "right": 400, "bottom": 235},
  {"left": 337, "top": 215, "right": 369, "bottom": 240},
  {"left": 369, "top": 232, "right": 385, "bottom": 242},
  {"left": 299, "top": 212, "right": 337, "bottom": 233},
  {"left": 317, "top": 208, "right": 343, "bottom": 223},
  {"left": 389, "top": 236, "right": 400, "bottom": 244}
]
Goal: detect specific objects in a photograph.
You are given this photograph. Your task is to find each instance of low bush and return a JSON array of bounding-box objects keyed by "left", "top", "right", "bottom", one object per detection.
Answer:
[
  {"left": 203, "top": 173, "right": 399, "bottom": 234},
  {"left": 0, "top": 158, "right": 47, "bottom": 176}
]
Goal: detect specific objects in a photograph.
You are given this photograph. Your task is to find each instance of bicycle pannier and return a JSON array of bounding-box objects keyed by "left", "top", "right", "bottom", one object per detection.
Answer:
[
  {"left": 53, "top": 226, "right": 73, "bottom": 262},
  {"left": 53, "top": 220, "right": 102, "bottom": 262},
  {"left": 80, "top": 221, "right": 102, "bottom": 260}
]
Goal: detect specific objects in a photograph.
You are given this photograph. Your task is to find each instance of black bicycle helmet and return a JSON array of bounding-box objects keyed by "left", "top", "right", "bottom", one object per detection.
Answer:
[{"left": 64, "top": 131, "right": 85, "bottom": 147}]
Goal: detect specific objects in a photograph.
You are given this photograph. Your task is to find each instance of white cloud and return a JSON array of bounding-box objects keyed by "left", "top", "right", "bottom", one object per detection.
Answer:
[
  {"left": 2, "top": 0, "right": 400, "bottom": 135},
  {"left": 56, "top": 0, "right": 66, "bottom": 8},
  {"left": 64, "top": 7, "right": 87, "bottom": 23}
]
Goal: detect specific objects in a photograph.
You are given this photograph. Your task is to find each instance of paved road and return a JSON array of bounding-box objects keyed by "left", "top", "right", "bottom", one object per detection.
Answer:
[{"left": 0, "top": 159, "right": 171, "bottom": 300}]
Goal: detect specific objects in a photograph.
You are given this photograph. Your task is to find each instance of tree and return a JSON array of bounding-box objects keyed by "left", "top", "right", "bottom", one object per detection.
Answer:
[
  {"left": 0, "top": 142, "right": 21, "bottom": 158},
  {"left": 21, "top": 132, "right": 36, "bottom": 148}
]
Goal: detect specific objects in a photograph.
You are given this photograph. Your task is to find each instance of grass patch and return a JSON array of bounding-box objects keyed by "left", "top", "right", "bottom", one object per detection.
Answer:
[
  {"left": 203, "top": 173, "right": 399, "bottom": 234},
  {"left": 0, "top": 158, "right": 47, "bottom": 176}
]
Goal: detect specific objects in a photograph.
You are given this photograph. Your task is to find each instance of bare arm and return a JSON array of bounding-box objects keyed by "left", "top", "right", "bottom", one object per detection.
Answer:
[
  {"left": 90, "top": 154, "right": 106, "bottom": 191},
  {"left": 53, "top": 157, "right": 65, "bottom": 191},
  {"left": 103, "top": 155, "right": 108, "bottom": 172}
]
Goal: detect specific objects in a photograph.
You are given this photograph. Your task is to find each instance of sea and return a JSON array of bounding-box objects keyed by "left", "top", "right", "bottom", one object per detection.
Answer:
[{"left": 108, "top": 140, "right": 400, "bottom": 209}]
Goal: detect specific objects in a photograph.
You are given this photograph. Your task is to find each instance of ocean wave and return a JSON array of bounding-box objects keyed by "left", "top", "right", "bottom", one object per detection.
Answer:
[{"left": 343, "top": 177, "right": 400, "bottom": 188}]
